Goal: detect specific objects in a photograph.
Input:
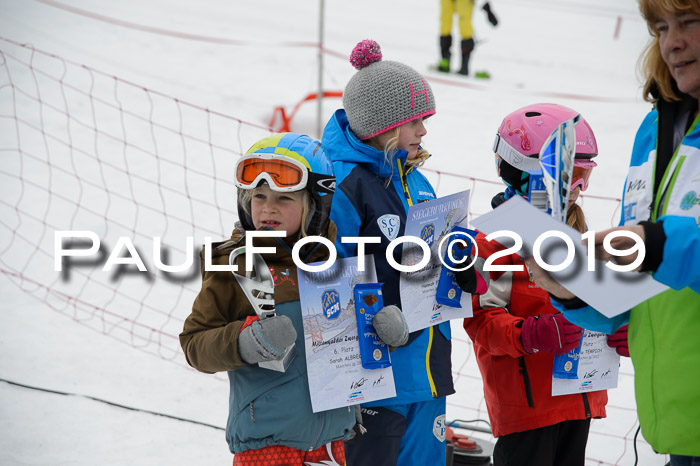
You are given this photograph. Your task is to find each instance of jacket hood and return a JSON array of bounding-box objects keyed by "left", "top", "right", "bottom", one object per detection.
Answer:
[{"left": 323, "top": 109, "right": 412, "bottom": 179}]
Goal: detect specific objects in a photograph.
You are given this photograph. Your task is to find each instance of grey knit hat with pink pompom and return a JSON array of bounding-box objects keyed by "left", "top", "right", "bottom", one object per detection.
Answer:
[{"left": 343, "top": 40, "right": 436, "bottom": 140}]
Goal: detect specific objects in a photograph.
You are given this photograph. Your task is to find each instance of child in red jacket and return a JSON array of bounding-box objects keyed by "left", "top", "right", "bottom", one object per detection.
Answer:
[{"left": 462, "top": 104, "right": 623, "bottom": 466}]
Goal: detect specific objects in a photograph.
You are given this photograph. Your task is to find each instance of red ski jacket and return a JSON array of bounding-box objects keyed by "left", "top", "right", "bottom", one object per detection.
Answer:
[{"left": 463, "top": 232, "right": 607, "bottom": 437}]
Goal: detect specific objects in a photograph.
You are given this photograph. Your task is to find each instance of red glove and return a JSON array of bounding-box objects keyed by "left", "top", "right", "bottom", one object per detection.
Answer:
[
  {"left": 607, "top": 324, "right": 630, "bottom": 357},
  {"left": 521, "top": 313, "right": 583, "bottom": 355}
]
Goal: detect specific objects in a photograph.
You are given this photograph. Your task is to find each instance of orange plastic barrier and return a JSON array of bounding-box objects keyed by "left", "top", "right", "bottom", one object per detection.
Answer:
[{"left": 269, "top": 90, "right": 343, "bottom": 132}]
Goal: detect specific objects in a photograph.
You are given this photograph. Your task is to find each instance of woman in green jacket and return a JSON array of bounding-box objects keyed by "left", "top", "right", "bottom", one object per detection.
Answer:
[{"left": 528, "top": 0, "right": 700, "bottom": 463}]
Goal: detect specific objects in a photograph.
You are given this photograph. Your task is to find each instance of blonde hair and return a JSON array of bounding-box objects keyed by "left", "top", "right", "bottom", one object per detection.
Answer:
[
  {"left": 365, "top": 125, "right": 430, "bottom": 186},
  {"left": 566, "top": 203, "right": 587, "bottom": 234},
  {"left": 239, "top": 187, "right": 312, "bottom": 237},
  {"left": 638, "top": 0, "right": 700, "bottom": 102}
]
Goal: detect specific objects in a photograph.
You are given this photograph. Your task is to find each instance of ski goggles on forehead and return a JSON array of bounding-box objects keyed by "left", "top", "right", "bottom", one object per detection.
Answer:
[
  {"left": 235, "top": 153, "right": 309, "bottom": 192},
  {"left": 570, "top": 159, "right": 596, "bottom": 191}
]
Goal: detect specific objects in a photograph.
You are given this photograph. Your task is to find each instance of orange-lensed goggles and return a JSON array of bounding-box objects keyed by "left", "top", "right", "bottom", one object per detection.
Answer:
[
  {"left": 571, "top": 159, "right": 596, "bottom": 191},
  {"left": 235, "top": 153, "right": 309, "bottom": 192}
]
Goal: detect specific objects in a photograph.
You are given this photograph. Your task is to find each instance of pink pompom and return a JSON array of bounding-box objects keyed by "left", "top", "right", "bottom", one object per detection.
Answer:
[{"left": 349, "top": 39, "right": 382, "bottom": 70}]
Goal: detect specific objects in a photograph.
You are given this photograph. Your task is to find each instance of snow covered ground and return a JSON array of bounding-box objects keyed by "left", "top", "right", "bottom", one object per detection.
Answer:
[{"left": 0, "top": 0, "right": 672, "bottom": 464}]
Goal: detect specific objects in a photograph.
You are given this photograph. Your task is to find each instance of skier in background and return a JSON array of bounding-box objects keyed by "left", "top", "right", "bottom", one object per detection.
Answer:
[{"left": 437, "top": 0, "right": 498, "bottom": 76}]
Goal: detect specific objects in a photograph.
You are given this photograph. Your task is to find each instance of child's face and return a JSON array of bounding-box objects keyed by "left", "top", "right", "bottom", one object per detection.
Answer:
[
  {"left": 376, "top": 117, "right": 428, "bottom": 160},
  {"left": 568, "top": 185, "right": 581, "bottom": 206},
  {"left": 251, "top": 185, "right": 304, "bottom": 236}
]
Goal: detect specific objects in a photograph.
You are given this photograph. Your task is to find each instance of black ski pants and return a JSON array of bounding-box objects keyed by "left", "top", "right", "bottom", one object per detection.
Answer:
[{"left": 493, "top": 418, "right": 591, "bottom": 466}]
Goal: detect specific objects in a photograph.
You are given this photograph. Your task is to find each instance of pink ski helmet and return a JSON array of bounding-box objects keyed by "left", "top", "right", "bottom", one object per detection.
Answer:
[{"left": 492, "top": 103, "right": 598, "bottom": 195}]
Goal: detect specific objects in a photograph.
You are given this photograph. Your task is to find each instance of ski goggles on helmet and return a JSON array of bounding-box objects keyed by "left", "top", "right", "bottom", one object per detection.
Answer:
[
  {"left": 570, "top": 159, "right": 596, "bottom": 192},
  {"left": 492, "top": 133, "right": 542, "bottom": 172},
  {"left": 235, "top": 153, "right": 309, "bottom": 192}
]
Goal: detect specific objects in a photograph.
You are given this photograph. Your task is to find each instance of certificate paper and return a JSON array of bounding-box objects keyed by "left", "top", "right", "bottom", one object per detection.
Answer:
[
  {"left": 399, "top": 190, "right": 474, "bottom": 332},
  {"left": 298, "top": 255, "right": 396, "bottom": 413},
  {"left": 471, "top": 196, "right": 668, "bottom": 317},
  {"left": 552, "top": 330, "right": 620, "bottom": 396}
]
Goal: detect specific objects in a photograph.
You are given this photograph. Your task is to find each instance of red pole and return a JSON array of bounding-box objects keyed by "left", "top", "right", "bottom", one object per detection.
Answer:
[{"left": 614, "top": 16, "right": 622, "bottom": 40}]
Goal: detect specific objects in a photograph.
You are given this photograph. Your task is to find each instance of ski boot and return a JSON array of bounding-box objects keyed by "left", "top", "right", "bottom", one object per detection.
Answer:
[
  {"left": 458, "top": 38, "right": 475, "bottom": 76},
  {"left": 438, "top": 35, "right": 452, "bottom": 72}
]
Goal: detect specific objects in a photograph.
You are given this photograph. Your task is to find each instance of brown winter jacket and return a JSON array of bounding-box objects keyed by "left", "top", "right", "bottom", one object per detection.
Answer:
[
  {"left": 179, "top": 224, "right": 337, "bottom": 374},
  {"left": 179, "top": 223, "right": 355, "bottom": 454}
]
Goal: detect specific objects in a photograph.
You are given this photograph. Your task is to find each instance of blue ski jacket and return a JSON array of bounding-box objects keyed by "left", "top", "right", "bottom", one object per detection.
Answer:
[{"left": 322, "top": 109, "right": 455, "bottom": 405}]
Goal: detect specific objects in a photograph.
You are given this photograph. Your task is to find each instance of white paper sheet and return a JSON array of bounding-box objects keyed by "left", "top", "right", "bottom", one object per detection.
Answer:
[
  {"left": 471, "top": 196, "right": 668, "bottom": 317},
  {"left": 399, "top": 190, "right": 473, "bottom": 332},
  {"left": 552, "top": 330, "right": 620, "bottom": 396},
  {"left": 298, "top": 255, "right": 396, "bottom": 413}
]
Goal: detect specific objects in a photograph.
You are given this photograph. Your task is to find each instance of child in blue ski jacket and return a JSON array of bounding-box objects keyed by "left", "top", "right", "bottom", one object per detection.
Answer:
[{"left": 322, "top": 39, "right": 479, "bottom": 466}]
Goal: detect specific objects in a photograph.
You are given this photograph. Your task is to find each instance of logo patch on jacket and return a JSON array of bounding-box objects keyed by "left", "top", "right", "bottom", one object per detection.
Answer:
[
  {"left": 433, "top": 414, "right": 446, "bottom": 442},
  {"left": 270, "top": 267, "right": 296, "bottom": 287},
  {"left": 377, "top": 214, "right": 400, "bottom": 241},
  {"left": 681, "top": 190, "right": 700, "bottom": 210}
]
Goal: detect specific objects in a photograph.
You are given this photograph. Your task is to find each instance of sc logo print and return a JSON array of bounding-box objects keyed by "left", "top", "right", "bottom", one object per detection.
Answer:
[{"left": 377, "top": 214, "right": 400, "bottom": 241}]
